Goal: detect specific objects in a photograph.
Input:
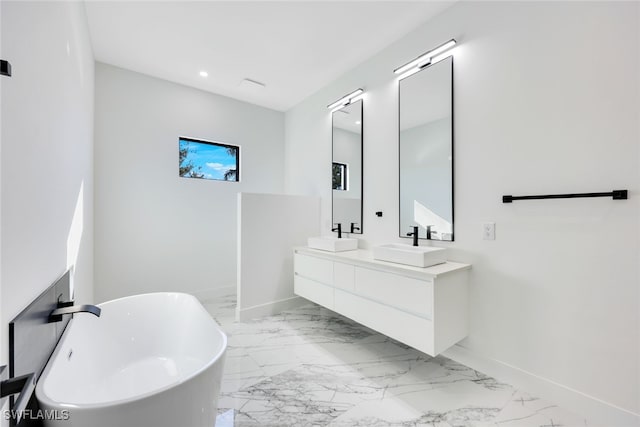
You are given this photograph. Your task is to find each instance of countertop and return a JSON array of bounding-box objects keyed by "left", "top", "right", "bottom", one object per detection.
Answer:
[{"left": 294, "top": 247, "right": 471, "bottom": 280}]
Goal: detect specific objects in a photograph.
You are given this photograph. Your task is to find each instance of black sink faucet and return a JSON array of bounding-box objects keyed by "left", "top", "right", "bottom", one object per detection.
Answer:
[
  {"left": 332, "top": 223, "right": 342, "bottom": 238},
  {"left": 406, "top": 226, "right": 419, "bottom": 246},
  {"left": 350, "top": 222, "right": 360, "bottom": 233},
  {"left": 426, "top": 225, "right": 434, "bottom": 239}
]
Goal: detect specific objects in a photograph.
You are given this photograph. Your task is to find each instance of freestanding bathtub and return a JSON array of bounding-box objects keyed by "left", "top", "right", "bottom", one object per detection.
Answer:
[{"left": 35, "top": 293, "right": 227, "bottom": 427}]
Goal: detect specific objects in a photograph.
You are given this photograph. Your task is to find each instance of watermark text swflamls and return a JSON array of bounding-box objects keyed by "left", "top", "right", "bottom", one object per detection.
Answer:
[{"left": 3, "top": 409, "right": 70, "bottom": 421}]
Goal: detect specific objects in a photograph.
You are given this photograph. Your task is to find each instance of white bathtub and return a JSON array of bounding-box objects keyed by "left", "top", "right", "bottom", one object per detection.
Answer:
[{"left": 35, "top": 293, "right": 227, "bottom": 427}]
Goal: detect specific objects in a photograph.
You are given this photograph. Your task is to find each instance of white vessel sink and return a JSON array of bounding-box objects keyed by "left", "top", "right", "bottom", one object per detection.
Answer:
[
  {"left": 307, "top": 236, "right": 358, "bottom": 252},
  {"left": 373, "top": 243, "right": 447, "bottom": 267}
]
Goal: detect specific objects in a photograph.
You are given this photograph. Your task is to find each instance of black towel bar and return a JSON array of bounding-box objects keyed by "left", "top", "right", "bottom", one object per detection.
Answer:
[
  {"left": 1, "top": 365, "right": 36, "bottom": 425},
  {"left": 503, "top": 190, "right": 628, "bottom": 203}
]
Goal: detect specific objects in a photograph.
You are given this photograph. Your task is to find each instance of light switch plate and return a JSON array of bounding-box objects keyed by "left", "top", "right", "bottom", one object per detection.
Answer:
[{"left": 483, "top": 222, "right": 495, "bottom": 240}]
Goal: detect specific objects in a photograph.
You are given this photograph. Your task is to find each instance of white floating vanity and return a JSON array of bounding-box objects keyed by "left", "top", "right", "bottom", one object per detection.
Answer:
[{"left": 293, "top": 247, "right": 471, "bottom": 356}]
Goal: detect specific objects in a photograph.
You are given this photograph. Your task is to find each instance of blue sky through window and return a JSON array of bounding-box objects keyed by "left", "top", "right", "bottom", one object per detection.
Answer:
[{"left": 179, "top": 138, "right": 238, "bottom": 181}]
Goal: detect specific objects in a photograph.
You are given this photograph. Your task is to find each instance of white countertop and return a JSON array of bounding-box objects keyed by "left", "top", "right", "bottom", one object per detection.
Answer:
[{"left": 294, "top": 247, "right": 471, "bottom": 280}]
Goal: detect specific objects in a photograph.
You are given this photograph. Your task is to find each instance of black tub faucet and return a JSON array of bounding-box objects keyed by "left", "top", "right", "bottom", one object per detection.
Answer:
[
  {"left": 332, "top": 223, "right": 342, "bottom": 238},
  {"left": 406, "top": 226, "right": 419, "bottom": 246},
  {"left": 350, "top": 222, "right": 360, "bottom": 233},
  {"left": 49, "top": 304, "right": 101, "bottom": 323}
]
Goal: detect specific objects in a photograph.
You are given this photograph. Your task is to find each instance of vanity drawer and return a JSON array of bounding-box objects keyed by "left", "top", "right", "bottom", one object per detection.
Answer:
[
  {"left": 354, "top": 267, "right": 433, "bottom": 318},
  {"left": 334, "top": 289, "right": 434, "bottom": 356},
  {"left": 333, "top": 262, "right": 355, "bottom": 291},
  {"left": 294, "top": 254, "right": 333, "bottom": 285},
  {"left": 294, "top": 275, "right": 334, "bottom": 309}
]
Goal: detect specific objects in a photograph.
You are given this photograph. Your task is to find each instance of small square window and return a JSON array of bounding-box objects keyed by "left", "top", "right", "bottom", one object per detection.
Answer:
[{"left": 179, "top": 137, "right": 239, "bottom": 182}]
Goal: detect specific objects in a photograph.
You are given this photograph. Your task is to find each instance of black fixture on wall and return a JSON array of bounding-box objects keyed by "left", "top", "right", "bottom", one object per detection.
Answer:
[
  {"left": 502, "top": 189, "right": 628, "bottom": 203},
  {"left": 332, "top": 223, "right": 342, "bottom": 238},
  {"left": 1, "top": 60, "right": 12, "bottom": 77},
  {"left": 7, "top": 271, "right": 73, "bottom": 426},
  {"left": 1, "top": 365, "right": 36, "bottom": 425},
  {"left": 48, "top": 304, "right": 101, "bottom": 323},
  {"left": 406, "top": 226, "right": 419, "bottom": 246}
]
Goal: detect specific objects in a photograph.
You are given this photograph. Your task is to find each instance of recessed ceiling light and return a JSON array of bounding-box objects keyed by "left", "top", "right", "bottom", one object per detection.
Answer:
[{"left": 199, "top": 71, "right": 208, "bottom": 77}]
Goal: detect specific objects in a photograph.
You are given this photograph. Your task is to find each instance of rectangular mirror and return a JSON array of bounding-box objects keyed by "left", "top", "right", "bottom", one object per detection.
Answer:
[
  {"left": 399, "top": 56, "right": 453, "bottom": 241},
  {"left": 332, "top": 99, "right": 363, "bottom": 234}
]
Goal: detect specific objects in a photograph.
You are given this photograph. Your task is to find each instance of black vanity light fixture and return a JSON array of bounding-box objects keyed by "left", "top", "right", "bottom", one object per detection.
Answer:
[
  {"left": 327, "top": 88, "right": 364, "bottom": 111},
  {"left": 394, "top": 39, "right": 457, "bottom": 77}
]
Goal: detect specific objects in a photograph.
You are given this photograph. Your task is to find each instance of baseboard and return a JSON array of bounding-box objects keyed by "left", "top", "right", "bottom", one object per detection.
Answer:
[
  {"left": 191, "top": 285, "right": 236, "bottom": 303},
  {"left": 236, "top": 296, "right": 307, "bottom": 321},
  {"left": 443, "top": 344, "right": 640, "bottom": 427}
]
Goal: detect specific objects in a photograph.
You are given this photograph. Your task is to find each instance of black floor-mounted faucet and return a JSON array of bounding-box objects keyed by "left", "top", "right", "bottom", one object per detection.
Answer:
[
  {"left": 332, "top": 223, "right": 342, "bottom": 238},
  {"left": 406, "top": 226, "right": 419, "bottom": 246}
]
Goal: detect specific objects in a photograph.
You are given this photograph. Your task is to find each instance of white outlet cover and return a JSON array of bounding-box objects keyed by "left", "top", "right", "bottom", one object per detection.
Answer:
[{"left": 483, "top": 222, "right": 496, "bottom": 240}]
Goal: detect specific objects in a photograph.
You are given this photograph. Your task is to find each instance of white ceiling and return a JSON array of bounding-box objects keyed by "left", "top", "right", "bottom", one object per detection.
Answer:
[{"left": 85, "top": 1, "right": 454, "bottom": 112}]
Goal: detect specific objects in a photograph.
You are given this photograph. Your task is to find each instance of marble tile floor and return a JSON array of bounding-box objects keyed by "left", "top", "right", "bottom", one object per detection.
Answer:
[{"left": 202, "top": 294, "right": 589, "bottom": 427}]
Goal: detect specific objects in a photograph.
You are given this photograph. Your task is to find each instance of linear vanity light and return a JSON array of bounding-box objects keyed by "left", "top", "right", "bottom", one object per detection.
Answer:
[
  {"left": 327, "top": 88, "right": 364, "bottom": 110},
  {"left": 348, "top": 92, "right": 364, "bottom": 104},
  {"left": 394, "top": 39, "right": 457, "bottom": 76}
]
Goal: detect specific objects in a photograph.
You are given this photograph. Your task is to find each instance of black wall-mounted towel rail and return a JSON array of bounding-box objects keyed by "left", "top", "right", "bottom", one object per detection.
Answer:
[
  {"left": 503, "top": 190, "right": 628, "bottom": 203},
  {"left": 1, "top": 365, "right": 36, "bottom": 425}
]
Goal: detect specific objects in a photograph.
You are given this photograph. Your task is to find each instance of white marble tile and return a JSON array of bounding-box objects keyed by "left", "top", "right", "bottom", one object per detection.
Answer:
[
  {"left": 331, "top": 379, "right": 513, "bottom": 427},
  {"left": 202, "top": 294, "right": 238, "bottom": 329},
  {"left": 478, "top": 390, "right": 589, "bottom": 427},
  {"left": 317, "top": 338, "right": 415, "bottom": 366},
  {"left": 204, "top": 293, "right": 590, "bottom": 427},
  {"left": 222, "top": 363, "right": 386, "bottom": 426},
  {"left": 223, "top": 354, "right": 262, "bottom": 376},
  {"left": 219, "top": 353, "right": 275, "bottom": 394}
]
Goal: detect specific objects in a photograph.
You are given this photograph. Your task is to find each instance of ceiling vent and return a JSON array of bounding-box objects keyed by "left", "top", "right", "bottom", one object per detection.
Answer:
[{"left": 239, "top": 78, "right": 266, "bottom": 89}]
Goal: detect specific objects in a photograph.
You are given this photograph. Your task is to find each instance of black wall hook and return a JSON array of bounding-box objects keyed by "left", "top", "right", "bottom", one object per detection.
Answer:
[{"left": 1, "top": 60, "right": 12, "bottom": 77}]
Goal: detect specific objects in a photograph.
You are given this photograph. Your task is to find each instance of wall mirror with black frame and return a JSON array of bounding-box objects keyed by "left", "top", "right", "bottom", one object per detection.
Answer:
[
  {"left": 332, "top": 99, "right": 363, "bottom": 234},
  {"left": 399, "top": 56, "right": 453, "bottom": 241}
]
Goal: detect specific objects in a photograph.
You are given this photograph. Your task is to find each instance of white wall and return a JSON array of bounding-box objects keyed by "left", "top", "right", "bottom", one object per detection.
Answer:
[
  {"left": 237, "top": 193, "right": 319, "bottom": 320},
  {"left": 285, "top": 1, "right": 639, "bottom": 422},
  {"left": 94, "top": 64, "right": 285, "bottom": 303},
  {"left": 0, "top": 0, "right": 94, "bottom": 387}
]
